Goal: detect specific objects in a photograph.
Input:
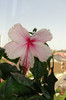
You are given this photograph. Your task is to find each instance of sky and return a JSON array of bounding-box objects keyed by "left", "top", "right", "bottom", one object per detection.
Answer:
[{"left": 0, "top": 0, "right": 66, "bottom": 50}]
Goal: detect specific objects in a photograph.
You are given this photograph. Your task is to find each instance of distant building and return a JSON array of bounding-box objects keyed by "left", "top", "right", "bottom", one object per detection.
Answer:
[{"left": 50, "top": 52, "right": 66, "bottom": 74}]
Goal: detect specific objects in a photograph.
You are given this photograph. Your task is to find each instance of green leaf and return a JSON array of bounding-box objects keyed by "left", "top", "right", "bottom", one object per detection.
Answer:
[
  {"left": 47, "top": 55, "right": 53, "bottom": 70},
  {"left": 40, "top": 86, "right": 52, "bottom": 100},
  {"left": 0, "top": 70, "right": 2, "bottom": 78},
  {"left": 11, "top": 72, "right": 33, "bottom": 87},
  {"left": 0, "top": 48, "right": 5, "bottom": 59},
  {"left": 9, "top": 96, "right": 17, "bottom": 100},
  {"left": 0, "top": 80, "right": 6, "bottom": 90},
  {"left": 47, "top": 68, "right": 58, "bottom": 98},
  {"left": 17, "top": 97, "right": 24, "bottom": 100},
  {"left": 30, "top": 57, "right": 48, "bottom": 80},
  {"left": 33, "top": 28, "right": 37, "bottom": 32},
  {"left": 28, "top": 95, "right": 46, "bottom": 100},
  {"left": 0, "top": 77, "right": 34, "bottom": 100},
  {"left": 10, "top": 95, "right": 25, "bottom": 100},
  {"left": 0, "top": 63, "right": 19, "bottom": 80}
]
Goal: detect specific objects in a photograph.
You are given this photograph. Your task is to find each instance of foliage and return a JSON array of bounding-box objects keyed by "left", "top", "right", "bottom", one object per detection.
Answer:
[
  {"left": 54, "top": 90, "right": 66, "bottom": 100},
  {"left": 0, "top": 47, "right": 58, "bottom": 100}
]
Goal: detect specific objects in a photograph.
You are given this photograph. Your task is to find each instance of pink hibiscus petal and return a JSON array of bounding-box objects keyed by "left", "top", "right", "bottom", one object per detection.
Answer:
[
  {"left": 31, "top": 29, "right": 52, "bottom": 43},
  {"left": 20, "top": 48, "right": 34, "bottom": 69},
  {"left": 30, "top": 42, "right": 52, "bottom": 62},
  {"left": 8, "top": 24, "right": 30, "bottom": 44},
  {"left": 27, "top": 50, "right": 34, "bottom": 68},
  {"left": 4, "top": 41, "right": 27, "bottom": 59}
]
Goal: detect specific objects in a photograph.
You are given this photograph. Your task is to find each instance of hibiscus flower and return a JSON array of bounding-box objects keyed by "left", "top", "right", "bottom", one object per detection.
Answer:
[{"left": 4, "top": 24, "right": 52, "bottom": 71}]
